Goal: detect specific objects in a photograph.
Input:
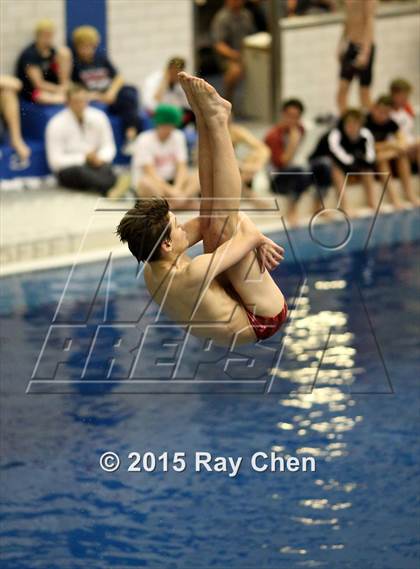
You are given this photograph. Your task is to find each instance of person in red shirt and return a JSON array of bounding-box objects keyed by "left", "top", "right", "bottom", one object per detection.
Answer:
[{"left": 265, "top": 98, "right": 312, "bottom": 226}]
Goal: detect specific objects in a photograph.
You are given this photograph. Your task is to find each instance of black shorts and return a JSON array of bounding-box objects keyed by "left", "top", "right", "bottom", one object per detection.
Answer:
[
  {"left": 340, "top": 42, "right": 375, "bottom": 87},
  {"left": 270, "top": 166, "right": 312, "bottom": 202}
]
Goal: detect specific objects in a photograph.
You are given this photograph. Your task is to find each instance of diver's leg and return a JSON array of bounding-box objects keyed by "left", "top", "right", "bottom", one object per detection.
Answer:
[
  {"left": 182, "top": 73, "right": 284, "bottom": 317},
  {"left": 179, "top": 74, "right": 215, "bottom": 252}
]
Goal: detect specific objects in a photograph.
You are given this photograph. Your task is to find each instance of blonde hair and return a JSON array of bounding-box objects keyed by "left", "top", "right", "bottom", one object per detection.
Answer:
[
  {"left": 35, "top": 19, "right": 55, "bottom": 35},
  {"left": 72, "top": 26, "right": 101, "bottom": 46},
  {"left": 390, "top": 78, "right": 412, "bottom": 94}
]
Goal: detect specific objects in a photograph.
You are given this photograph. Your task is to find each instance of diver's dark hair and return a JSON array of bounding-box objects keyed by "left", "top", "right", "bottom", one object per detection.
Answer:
[{"left": 116, "top": 198, "right": 171, "bottom": 262}]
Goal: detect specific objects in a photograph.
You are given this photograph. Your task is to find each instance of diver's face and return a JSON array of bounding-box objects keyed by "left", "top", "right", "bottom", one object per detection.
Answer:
[{"left": 168, "top": 213, "right": 189, "bottom": 254}]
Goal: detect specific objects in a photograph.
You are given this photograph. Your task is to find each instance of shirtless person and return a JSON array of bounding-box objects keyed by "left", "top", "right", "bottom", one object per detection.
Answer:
[
  {"left": 337, "top": 0, "right": 376, "bottom": 113},
  {"left": 117, "top": 74, "right": 287, "bottom": 346}
]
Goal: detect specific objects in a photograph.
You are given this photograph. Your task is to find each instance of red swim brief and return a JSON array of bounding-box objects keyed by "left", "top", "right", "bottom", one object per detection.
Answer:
[
  {"left": 226, "top": 284, "right": 287, "bottom": 341},
  {"left": 245, "top": 302, "right": 288, "bottom": 341}
]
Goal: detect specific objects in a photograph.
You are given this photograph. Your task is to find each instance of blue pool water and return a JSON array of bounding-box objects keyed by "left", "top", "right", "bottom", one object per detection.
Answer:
[{"left": 1, "top": 211, "right": 419, "bottom": 568}]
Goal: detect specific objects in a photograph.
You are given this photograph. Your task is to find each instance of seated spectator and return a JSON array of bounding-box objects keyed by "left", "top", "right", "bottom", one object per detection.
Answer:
[
  {"left": 229, "top": 120, "right": 270, "bottom": 198},
  {"left": 46, "top": 85, "right": 128, "bottom": 198},
  {"left": 71, "top": 26, "right": 141, "bottom": 151},
  {"left": 265, "top": 98, "right": 313, "bottom": 226},
  {"left": 390, "top": 78, "right": 420, "bottom": 172},
  {"left": 211, "top": 0, "right": 255, "bottom": 104},
  {"left": 315, "top": 109, "right": 377, "bottom": 216},
  {"left": 366, "top": 95, "right": 418, "bottom": 207},
  {"left": 143, "top": 57, "right": 193, "bottom": 126},
  {"left": 0, "top": 76, "right": 31, "bottom": 162},
  {"left": 15, "top": 19, "right": 71, "bottom": 105},
  {"left": 308, "top": 132, "right": 333, "bottom": 207},
  {"left": 131, "top": 104, "right": 199, "bottom": 209}
]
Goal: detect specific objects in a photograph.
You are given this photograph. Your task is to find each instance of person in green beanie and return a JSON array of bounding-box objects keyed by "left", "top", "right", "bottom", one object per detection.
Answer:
[{"left": 131, "top": 103, "right": 199, "bottom": 207}]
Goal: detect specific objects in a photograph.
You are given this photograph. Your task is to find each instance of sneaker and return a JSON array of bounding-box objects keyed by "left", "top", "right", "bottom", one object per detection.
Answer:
[
  {"left": 121, "top": 139, "right": 136, "bottom": 156},
  {"left": 107, "top": 174, "right": 131, "bottom": 199}
]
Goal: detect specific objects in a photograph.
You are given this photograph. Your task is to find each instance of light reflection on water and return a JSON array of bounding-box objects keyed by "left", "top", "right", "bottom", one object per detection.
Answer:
[{"left": 269, "top": 278, "right": 361, "bottom": 552}]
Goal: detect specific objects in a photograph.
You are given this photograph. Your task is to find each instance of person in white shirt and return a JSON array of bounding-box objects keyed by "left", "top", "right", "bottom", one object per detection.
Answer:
[
  {"left": 46, "top": 84, "right": 127, "bottom": 197},
  {"left": 131, "top": 104, "right": 199, "bottom": 208},
  {"left": 143, "top": 58, "right": 193, "bottom": 126}
]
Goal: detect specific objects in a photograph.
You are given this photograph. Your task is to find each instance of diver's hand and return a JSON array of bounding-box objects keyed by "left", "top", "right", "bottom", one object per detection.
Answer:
[{"left": 256, "top": 238, "right": 285, "bottom": 273}]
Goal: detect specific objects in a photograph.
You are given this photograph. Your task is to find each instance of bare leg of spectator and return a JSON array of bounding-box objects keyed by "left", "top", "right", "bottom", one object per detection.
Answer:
[
  {"left": 361, "top": 173, "right": 377, "bottom": 211},
  {"left": 178, "top": 171, "right": 201, "bottom": 198},
  {"left": 396, "top": 154, "right": 419, "bottom": 206},
  {"left": 406, "top": 142, "right": 420, "bottom": 171},
  {"left": 136, "top": 176, "right": 198, "bottom": 210},
  {"left": 56, "top": 46, "right": 72, "bottom": 88},
  {"left": 359, "top": 86, "right": 372, "bottom": 112},
  {"left": 312, "top": 194, "right": 325, "bottom": 216},
  {"left": 223, "top": 61, "right": 243, "bottom": 104},
  {"left": 337, "top": 79, "right": 350, "bottom": 115},
  {"left": 377, "top": 160, "right": 403, "bottom": 210},
  {"left": 0, "top": 87, "right": 31, "bottom": 161},
  {"left": 287, "top": 198, "right": 299, "bottom": 228},
  {"left": 331, "top": 164, "right": 354, "bottom": 217}
]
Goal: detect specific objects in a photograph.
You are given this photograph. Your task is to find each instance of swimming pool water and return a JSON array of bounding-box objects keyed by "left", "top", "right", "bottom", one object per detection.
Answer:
[{"left": 0, "top": 211, "right": 419, "bottom": 568}]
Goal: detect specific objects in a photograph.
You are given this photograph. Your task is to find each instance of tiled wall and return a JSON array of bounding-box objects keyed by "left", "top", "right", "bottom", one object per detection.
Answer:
[
  {"left": 0, "top": 0, "right": 65, "bottom": 74},
  {"left": 107, "top": 0, "right": 193, "bottom": 91},
  {"left": 283, "top": 11, "right": 420, "bottom": 115}
]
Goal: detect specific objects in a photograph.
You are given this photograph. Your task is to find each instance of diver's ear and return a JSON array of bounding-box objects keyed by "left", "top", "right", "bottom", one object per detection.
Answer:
[{"left": 161, "top": 238, "right": 172, "bottom": 253}]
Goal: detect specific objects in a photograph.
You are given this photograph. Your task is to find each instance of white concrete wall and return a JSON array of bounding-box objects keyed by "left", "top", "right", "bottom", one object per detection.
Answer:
[
  {"left": 283, "top": 8, "right": 420, "bottom": 116},
  {"left": 0, "top": 0, "right": 65, "bottom": 74},
  {"left": 107, "top": 0, "right": 193, "bottom": 91}
]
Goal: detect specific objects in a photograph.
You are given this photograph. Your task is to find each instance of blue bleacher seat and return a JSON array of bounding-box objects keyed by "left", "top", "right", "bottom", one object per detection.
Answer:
[{"left": 20, "top": 99, "right": 62, "bottom": 140}]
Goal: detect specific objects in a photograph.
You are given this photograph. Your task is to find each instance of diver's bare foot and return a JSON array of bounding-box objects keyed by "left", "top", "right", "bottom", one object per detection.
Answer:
[
  {"left": 178, "top": 72, "right": 203, "bottom": 122},
  {"left": 178, "top": 72, "right": 231, "bottom": 126}
]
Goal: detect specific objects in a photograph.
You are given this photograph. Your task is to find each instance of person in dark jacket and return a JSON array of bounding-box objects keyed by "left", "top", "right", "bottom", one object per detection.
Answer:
[{"left": 310, "top": 108, "right": 377, "bottom": 216}]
